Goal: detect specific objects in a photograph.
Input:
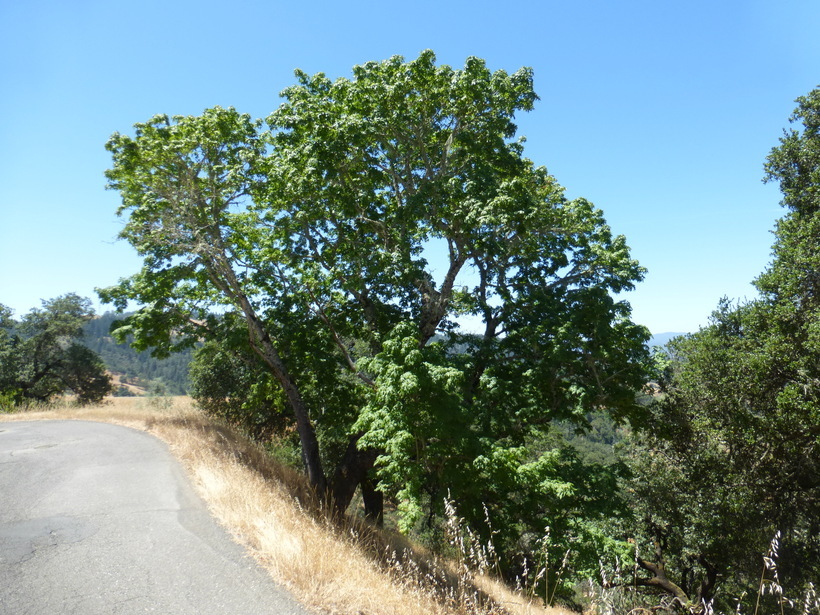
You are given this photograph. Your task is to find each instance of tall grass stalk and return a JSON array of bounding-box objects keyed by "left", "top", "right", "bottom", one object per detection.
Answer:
[
  {"left": 532, "top": 526, "right": 571, "bottom": 607},
  {"left": 754, "top": 532, "right": 787, "bottom": 615}
]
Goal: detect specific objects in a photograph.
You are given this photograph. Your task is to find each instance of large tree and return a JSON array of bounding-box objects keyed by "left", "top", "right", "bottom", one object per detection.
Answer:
[
  {"left": 623, "top": 88, "right": 820, "bottom": 611},
  {"left": 0, "top": 294, "right": 112, "bottom": 407},
  {"left": 101, "top": 52, "right": 650, "bottom": 572}
]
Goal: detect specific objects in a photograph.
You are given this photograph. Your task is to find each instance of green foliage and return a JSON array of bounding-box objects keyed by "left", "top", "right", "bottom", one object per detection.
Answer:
[
  {"left": 0, "top": 389, "right": 20, "bottom": 413},
  {"left": 189, "top": 340, "right": 291, "bottom": 442},
  {"left": 355, "top": 323, "right": 467, "bottom": 530},
  {"left": 353, "top": 321, "right": 638, "bottom": 581},
  {"left": 266, "top": 51, "right": 650, "bottom": 551},
  {"left": 622, "top": 88, "right": 820, "bottom": 610},
  {"left": 101, "top": 51, "right": 650, "bottom": 586},
  {"left": 0, "top": 305, "right": 19, "bottom": 408},
  {"left": 0, "top": 295, "right": 112, "bottom": 406},
  {"left": 554, "top": 411, "right": 627, "bottom": 467}
]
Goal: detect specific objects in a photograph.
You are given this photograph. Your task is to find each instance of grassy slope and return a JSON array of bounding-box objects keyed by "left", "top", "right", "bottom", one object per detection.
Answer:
[{"left": 1, "top": 398, "right": 567, "bottom": 615}]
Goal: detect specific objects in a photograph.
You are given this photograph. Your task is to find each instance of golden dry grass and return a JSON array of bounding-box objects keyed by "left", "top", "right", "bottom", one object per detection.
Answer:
[{"left": 0, "top": 397, "right": 570, "bottom": 615}]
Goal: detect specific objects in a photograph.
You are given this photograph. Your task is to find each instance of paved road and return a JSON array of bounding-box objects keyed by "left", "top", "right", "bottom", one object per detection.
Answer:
[{"left": 0, "top": 420, "right": 311, "bottom": 614}]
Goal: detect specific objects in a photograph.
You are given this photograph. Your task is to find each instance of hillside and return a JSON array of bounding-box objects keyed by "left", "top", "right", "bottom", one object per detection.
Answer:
[{"left": 82, "top": 313, "right": 194, "bottom": 396}]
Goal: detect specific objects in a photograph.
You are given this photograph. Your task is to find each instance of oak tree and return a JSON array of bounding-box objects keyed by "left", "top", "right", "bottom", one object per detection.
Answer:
[
  {"left": 0, "top": 295, "right": 112, "bottom": 407},
  {"left": 101, "top": 53, "right": 650, "bottom": 572}
]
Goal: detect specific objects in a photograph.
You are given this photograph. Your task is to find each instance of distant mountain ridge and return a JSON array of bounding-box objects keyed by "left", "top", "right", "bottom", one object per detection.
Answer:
[{"left": 649, "top": 332, "right": 687, "bottom": 348}]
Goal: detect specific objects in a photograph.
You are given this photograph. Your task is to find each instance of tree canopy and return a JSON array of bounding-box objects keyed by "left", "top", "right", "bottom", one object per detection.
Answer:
[
  {"left": 100, "top": 51, "right": 650, "bottom": 580},
  {"left": 0, "top": 294, "right": 112, "bottom": 408}
]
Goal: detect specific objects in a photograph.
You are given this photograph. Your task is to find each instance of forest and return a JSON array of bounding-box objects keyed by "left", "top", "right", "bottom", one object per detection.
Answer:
[
  {"left": 82, "top": 311, "right": 193, "bottom": 395},
  {"left": 3, "top": 51, "right": 818, "bottom": 613}
]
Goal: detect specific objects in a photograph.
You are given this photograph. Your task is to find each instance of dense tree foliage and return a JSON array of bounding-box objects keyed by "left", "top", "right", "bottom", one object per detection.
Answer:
[
  {"left": 100, "top": 51, "right": 650, "bottom": 579},
  {"left": 0, "top": 295, "right": 112, "bottom": 407},
  {"left": 189, "top": 340, "right": 286, "bottom": 440},
  {"left": 624, "top": 88, "right": 820, "bottom": 611}
]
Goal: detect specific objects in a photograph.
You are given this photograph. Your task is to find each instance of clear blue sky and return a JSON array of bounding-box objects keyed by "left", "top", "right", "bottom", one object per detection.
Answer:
[{"left": 2, "top": 0, "right": 819, "bottom": 334}]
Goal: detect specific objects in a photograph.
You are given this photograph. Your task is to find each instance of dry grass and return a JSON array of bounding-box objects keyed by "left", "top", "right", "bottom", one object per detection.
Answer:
[{"left": 0, "top": 397, "right": 570, "bottom": 615}]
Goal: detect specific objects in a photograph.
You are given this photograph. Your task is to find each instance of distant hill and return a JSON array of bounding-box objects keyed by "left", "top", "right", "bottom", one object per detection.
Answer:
[
  {"left": 649, "top": 332, "right": 687, "bottom": 348},
  {"left": 82, "top": 313, "right": 194, "bottom": 396}
]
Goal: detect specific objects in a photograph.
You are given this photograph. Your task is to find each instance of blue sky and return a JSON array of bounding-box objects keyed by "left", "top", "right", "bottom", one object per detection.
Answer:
[{"left": 1, "top": 0, "right": 819, "bottom": 334}]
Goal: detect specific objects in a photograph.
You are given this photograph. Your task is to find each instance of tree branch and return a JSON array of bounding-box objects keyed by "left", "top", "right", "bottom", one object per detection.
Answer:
[{"left": 635, "top": 557, "right": 690, "bottom": 604}]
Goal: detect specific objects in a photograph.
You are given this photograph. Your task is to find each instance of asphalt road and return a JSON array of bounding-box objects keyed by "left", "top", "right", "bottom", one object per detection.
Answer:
[{"left": 0, "top": 420, "right": 311, "bottom": 614}]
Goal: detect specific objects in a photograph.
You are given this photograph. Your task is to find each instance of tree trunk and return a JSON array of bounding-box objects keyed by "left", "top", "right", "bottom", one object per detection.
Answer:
[
  {"left": 242, "top": 306, "right": 328, "bottom": 497},
  {"left": 205, "top": 255, "right": 330, "bottom": 498},
  {"left": 361, "top": 480, "right": 384, "bottom": 525},
  {"left": 330, "top": 434, "right": 381, "bottom": 519},
  {"left": 276, "top": 362, "right": 328, "bottom": 497},
  {"left": 694, "top": 555, "right": 719, "bottom": 605}
]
